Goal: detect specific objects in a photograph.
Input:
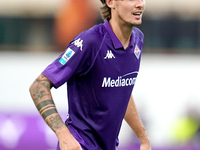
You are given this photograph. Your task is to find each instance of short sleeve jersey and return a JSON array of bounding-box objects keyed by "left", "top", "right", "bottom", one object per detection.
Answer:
[{"left": 42, "top": 19, "right": 144, "bottom": 150}]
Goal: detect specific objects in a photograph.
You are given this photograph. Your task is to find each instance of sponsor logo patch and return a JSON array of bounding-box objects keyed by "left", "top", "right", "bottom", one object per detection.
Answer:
[
  {"left": 134, "top": 45, "right": 141, "bottom": 59},
  {"left": 102, "top": 71, "right": 138, "bottom": 88},
  {"left": 59, "top": 48, "right": 75, "bottom": 65}
]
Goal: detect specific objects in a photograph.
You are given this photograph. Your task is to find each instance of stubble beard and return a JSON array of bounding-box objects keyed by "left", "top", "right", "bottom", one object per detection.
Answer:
[{"left": 118, "top": 13, "right": 142, "bottom": 27}]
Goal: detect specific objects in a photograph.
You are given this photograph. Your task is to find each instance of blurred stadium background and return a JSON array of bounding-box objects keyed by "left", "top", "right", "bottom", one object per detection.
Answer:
[{"left": 0, "top": 0, "right": 200, "bottom": 150}]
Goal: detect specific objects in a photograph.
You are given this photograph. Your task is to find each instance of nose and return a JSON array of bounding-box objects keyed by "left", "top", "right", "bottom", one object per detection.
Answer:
[{"left": 136, "top": 0, "right": 145, "bottom": 9}]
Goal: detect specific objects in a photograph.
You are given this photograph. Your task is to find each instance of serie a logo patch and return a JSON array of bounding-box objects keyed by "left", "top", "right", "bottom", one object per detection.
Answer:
[
  {"left": 134, "top": 45, "right": 141, "bottom": 59},
  {"left": 59, "top": 48, "right": 75, "bottom": 65}
]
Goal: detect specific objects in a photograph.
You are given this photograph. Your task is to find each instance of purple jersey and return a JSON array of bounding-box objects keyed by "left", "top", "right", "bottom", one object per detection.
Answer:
[{"left": 42, "top": 19, "right": 144, "bottom": 150}]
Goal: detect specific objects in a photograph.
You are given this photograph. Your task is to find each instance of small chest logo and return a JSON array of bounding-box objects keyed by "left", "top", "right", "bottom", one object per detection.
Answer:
[
  {"left": 134, "top": 45, "right": 141, "bottom": 59},
  {"left": 72, "top": 38, "right": 83, "bottom": 51},
  {"left": 104, "top": 50, "right": 115, "bottom": 59}
]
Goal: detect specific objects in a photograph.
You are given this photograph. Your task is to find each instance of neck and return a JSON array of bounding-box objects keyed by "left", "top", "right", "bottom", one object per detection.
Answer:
[{"left": 109, "top": 18, "right": 133, "bottom": 49}]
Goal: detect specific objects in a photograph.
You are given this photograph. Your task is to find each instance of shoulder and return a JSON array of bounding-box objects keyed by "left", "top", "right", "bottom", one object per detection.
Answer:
[
  {"left": 132, "top": 27, "right": 144, "bottom": 42},
  {"left": 70, "top": 23, "right": 106, "bottom": 51}
]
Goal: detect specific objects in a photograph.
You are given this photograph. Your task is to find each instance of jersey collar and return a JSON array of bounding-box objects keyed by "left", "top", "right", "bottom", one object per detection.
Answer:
[{"left": 104, "top": 19, "right": 134, "bottom": 50}]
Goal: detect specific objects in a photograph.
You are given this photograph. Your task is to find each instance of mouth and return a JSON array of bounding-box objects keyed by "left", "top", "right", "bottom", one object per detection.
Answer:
[
  {"left": 132, "top": 12, "right": 143, "bottom": 19},
  {"left": 133, "top": 12, "right": 142, "bottom": 16}
]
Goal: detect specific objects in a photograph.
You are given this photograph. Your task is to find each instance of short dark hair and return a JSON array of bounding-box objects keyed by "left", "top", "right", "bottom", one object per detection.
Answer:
[{"left": 100, "top": 0, "right": 111, "bottom": 21}]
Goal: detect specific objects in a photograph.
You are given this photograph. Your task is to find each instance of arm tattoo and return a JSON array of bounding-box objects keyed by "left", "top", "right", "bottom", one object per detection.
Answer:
[
  {"left": 35, "top": 79, "right": 51, "bottom": 89},
  {"left": 31, "top": 75, "right": 52, "bottom": 101},
  {"left": 40, "top": 74, "right": 53, "bottom": 88},
  {"left": 39, "top": 101, "right": 64, "bottom": 132},
  {"left": 36, "top": 100, "right": 57, "bottom": 120},
  {"left": 32, "top": 88, "right": 46, "bottom": 100},
  {"left": 31, "top": 75, "right": 63, "bottom": 132},
  {"left": 42, "top": 109, "right": 57, "bottom": 120},
  {"left": 47, "top": 115, "right": 64, "bottom": 132},
  {"left": 36, "top": 100, "right": 55, "bottom": 111}
]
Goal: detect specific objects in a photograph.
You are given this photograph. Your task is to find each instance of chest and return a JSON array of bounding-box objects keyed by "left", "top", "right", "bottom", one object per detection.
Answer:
[{"left": 91, "top": 45, "right": 142, "bottom": 82}]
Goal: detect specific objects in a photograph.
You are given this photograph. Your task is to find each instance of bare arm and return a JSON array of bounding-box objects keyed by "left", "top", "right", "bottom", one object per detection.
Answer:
[
  {"left": 124, "top": 96, "right": 151, "bottom": 150},
  {"left": 29, "top": 74, "right": 82, "bottom": 150}
]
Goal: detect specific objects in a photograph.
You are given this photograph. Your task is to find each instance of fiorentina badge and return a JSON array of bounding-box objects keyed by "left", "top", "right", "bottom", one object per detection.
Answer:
[{"left": 134, "top": 45, "right": 141, "bottom": 59}]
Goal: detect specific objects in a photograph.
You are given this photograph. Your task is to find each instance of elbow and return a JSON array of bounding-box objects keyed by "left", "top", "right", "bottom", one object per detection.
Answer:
[
  {"left": 29, "top": 84, "right": 33, "bottom": 94},
  {"left": 29, "top": 74, "right": 53, "bottom": 102},
  {"left": 29, "top": 82, "right": 35, "bottom": 99}
]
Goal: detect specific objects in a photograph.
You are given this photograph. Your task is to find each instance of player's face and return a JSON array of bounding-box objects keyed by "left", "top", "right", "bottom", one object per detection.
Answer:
[{"left": 113, "top": 0, "right": 145, "bottom": 26}]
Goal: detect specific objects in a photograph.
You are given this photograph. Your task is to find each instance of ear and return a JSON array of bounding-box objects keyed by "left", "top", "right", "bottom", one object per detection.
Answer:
[{"left": 106, "top": 0, "right": 115, "bottom": 9}]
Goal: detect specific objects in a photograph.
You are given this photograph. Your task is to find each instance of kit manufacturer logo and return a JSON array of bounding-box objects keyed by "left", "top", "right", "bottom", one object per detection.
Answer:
[
  {"left": 72, "top": 38, "right": 83, "bottom": 51},
  {"left": 104, "top": 50, "right": 115, "bottom": 59}
]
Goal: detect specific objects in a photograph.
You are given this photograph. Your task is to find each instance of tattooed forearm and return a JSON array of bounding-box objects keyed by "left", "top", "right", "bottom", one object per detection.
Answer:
[
  {"left": 46, "top": 115, "right": 64, "bottom": 132},
  {"left": 32, "top": 88, "right": 46, "bottom": 100},
  {"left": 36, "top": 100, "right": 55, "bottom": 112},
  {"left": 42, "top": 109, "right": 57, "bottom": 120},
  {"left": 36, "top": 100, "right": 57, "bottom": 120},
  {"left": 30, "top": 74, "right": 65, "bottom": 133},
  {"left": 37, "top": 100, "right": 64, "bottom": 132}
]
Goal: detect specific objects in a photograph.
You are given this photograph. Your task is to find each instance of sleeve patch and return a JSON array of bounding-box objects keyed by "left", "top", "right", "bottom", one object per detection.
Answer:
[{"left": 59, "top": 48, "right": 75, "bottom": 65}]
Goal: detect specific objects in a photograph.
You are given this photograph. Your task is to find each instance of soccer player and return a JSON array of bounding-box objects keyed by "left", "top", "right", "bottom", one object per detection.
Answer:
[{"left": 29, "top": 0, "right": 151, "bottom": 150}]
